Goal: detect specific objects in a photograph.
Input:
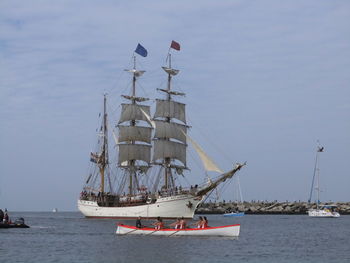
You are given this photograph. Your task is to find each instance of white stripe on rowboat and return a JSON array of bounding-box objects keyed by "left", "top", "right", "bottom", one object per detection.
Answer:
[{"left": 116, "top": 224, "right": 240, "bottom": 237}]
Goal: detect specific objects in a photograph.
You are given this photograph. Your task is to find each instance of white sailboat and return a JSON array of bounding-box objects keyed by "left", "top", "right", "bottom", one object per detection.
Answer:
[
  {"left": 223, "top": 175, "right": 245, "bottom": 217},
  {"left": 307, "top": 144, "right": 340, "bottom": 218},
  {"left": 77, "top": 42, "right": 245, "bottom": 219}
]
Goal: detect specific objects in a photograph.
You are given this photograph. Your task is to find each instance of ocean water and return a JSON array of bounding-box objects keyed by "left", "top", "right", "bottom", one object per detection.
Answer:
[{"left": 0, "top": 212, "right": 349, "bottom": 263}]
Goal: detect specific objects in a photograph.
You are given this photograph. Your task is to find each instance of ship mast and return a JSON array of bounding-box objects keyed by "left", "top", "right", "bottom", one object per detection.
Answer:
[
  {"left": 118, "top": 55, "right": 151, "bottom": 196},
  {"left": 99, "top": 94, "right": 108, "bottom": 193},
  {"left": 88, "top": 94, "right": 109, "bottom": 195},
  {"left": 129, "top": 56, "right": 137, "bottom": 195},
  {"left": 165, "top": 54, "right": 173, "bottom": 190},
  {"left": 153, "top": 53, "right": 187, "bottom": 192}
]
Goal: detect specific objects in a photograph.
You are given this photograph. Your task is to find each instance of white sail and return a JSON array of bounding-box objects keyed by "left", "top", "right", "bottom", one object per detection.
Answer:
[
  {"left": 118, "top": 144, "right": 151, "bottom": 165},
  {"left": 154, "top": 120, "right": 187, "bottom": 143},
  {"left": 153, "top": 140, "right": 186, "bottom": 165},
  {"left": 154, "top": 99, "right": 186, "bottom": 123},
  {"left": 118, "top": 125, "right": 152, "bottom": 144},
  {"left": 185, "top": 133, "right": 223, "bottom": 173},
  {"left": 119, "top": 104, "right": 150, "bottom": 124}
]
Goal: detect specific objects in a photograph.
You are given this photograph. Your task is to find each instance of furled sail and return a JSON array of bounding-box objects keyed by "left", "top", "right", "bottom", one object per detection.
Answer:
[
  {"left": 118, "top": 125, "right": 152, "bottom": 144},
  {"left": 118, "top": 144, "right": 151, "bottom": 165},
  {"left": 154, "top": 120, "right": 187, "bottom": 143},
  {"left": 162, "top": 66, "right": 179, "bottom": 76},
  {"left": 185, "top": 133, "right": 223, "bottom": 173},
  {"left": 119, "top": 104, "right": 150, "bottom": 123},
  {"left": 154, "top": 99, "right": 186, "bottom": 123},
  {"left": 153, "top": 140, "right": 186, "bottom": 165}
]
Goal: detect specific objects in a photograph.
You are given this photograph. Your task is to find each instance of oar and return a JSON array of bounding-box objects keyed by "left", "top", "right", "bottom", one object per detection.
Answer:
[
  {"left": 122, "top": 228, "right": 139, "bottom": 235},
  {"left": 168, "top": 230, "right": 181, "bottom": 237},
  {"left": 146, "top": 229, "right": 159, "bottom": 235}
]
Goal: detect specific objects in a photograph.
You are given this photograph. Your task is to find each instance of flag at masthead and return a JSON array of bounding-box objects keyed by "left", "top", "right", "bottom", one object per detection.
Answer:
[
  {"left": 135, "top": 43, "right": 148, "bottom": 57},
  {"left": 170, "top": 40, "right": 181, "bottom": 51}
]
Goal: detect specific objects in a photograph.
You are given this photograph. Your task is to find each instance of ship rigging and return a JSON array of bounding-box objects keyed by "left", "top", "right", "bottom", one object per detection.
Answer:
[{"left": 78, "top": 42, "right": 245, "bottom": 219}]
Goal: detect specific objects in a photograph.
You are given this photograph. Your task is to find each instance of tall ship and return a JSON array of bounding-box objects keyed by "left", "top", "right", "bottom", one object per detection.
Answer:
[{"left": 78, "top": 42, "right": 245, "bottom": 219}]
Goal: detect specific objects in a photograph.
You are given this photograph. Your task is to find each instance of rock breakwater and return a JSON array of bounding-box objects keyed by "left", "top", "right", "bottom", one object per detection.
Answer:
[{"left": 195, "top": 201, "right": 350, "bottom": 215}]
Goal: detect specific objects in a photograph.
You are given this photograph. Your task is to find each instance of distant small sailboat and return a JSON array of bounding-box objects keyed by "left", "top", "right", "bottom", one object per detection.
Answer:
[
  {"left": 52, "top": 208, "right": 58, "bottom": 213},
  {"left": 223, "top": 175, "right": 245, "bottom": 217},
  {"left": 307, "top": 144, "right": 340, "bottom": 218},
  {"left": 223, "top": 211, "right": 245, "bottom": 217}
]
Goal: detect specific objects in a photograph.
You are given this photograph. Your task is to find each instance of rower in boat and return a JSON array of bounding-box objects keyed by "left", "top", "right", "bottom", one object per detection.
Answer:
[
  {"left": 153, "top": 217, "right": 164, "bottom": 230},
  {"left": 203, "top": 216, "right": 208, "bottom": 228},
  {"left": 170, "top": 218, "right": 181, "bottom": 229},
  {"left": 136, "top": 216, "right": 142, "bottom": 228},
  {"left": 193, "top": 216, "right": 203, "bottom": 228},
  {"left": 179, "top": 217, "right": 187, "bottom": 229}
]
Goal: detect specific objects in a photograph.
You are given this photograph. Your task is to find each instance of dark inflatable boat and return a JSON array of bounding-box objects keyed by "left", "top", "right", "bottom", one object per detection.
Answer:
[{"left": 0, "top": 218, "right": 30, "bottom": 228}]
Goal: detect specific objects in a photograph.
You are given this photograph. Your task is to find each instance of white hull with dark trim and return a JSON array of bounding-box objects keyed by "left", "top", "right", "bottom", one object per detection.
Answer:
[
  {"left": 308, "top": 209, "right": 340, "bottom": 218},
  {"left": 78, "top": 194, "right": 203, "bottom": 219}
]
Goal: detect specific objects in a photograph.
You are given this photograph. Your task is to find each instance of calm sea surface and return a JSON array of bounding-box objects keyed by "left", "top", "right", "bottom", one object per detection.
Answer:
[{"left": 0, "top": 212, "right": 349, "bottom": 263}]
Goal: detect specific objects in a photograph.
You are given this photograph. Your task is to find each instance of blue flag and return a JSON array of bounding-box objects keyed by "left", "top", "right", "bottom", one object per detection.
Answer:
[{"left": 135, "top": 43, "right": 148, "bottom": 57}]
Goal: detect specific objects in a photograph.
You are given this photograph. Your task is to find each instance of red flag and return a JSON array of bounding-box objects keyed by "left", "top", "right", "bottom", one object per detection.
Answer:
[{"left": 170, "top": 40, "right": 180, "bottom": 51}]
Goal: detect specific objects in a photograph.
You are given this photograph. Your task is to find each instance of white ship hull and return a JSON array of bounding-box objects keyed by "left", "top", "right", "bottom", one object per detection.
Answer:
[
  {"left": 78, "top": 194, "right": 203, "bottom": 219},
  {"left": 308, "top": 209, "right": 340, "bottom": 218}
]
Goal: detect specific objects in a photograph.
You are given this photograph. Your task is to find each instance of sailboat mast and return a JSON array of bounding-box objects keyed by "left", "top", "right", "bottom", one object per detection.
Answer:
[
  {"left": 308, "top": 144, "right": 324, "bottom": 207},
  {"left": 316, "top": 151, "right": 320, "bottom": 209}
]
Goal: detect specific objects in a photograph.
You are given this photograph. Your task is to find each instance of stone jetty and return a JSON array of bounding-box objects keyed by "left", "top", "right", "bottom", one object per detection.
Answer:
[{"left": 195, "top": 201, "right": 350, "bottom": 215}]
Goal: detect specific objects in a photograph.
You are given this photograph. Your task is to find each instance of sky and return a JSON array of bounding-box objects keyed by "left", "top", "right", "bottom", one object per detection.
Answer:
[{"left": 0, "top": 0, "right": 349, "bottom": 211}]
